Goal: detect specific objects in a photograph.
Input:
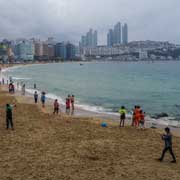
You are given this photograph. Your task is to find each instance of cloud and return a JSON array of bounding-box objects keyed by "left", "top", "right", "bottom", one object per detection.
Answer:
[{"left": 0, "top": 0, "right": 179, "bottom": 44}]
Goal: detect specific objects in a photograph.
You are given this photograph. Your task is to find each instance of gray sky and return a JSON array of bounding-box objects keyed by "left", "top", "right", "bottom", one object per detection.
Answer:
[{"left": 0, "top": 0, "right": 179, "bottom": 45}]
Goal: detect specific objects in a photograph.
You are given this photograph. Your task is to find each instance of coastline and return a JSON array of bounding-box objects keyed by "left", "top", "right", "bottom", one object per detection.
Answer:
[
  {"left": 1, "top": 62, "right": 180, "bottom": 134},
  {"left": 1, "top": 82, "right": 180, "bottom": 137}
]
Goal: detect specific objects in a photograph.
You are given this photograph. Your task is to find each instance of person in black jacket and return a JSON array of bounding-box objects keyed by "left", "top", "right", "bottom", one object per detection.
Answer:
[{"left": 158, "top": 127, "right": 176, "bottom": 163}]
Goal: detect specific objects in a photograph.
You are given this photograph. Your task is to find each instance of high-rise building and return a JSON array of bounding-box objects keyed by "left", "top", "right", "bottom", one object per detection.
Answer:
[
  {"left": 55, "top": 42, "right": 76, "bottom": 60},
  {"left": 15, "top": 40, "right": 34, "bottom": 61},
  {"left": 113, "top": 22, "right": 121, "bottom": 45},
  {"left": 93, "top": 30, "right": 98, "bottom": 47},
  {"left": 80, "top": 29, "right": 98, "bottom": 48},
  {"left": 66, "top": 43, "right": 76, "bottom": 60},
  {"left": 107, "top": 29, "right": 114, "bottom": 47},
  {"left": 48, "top": 45, "right": 55, "bottom": 60},
  {"left": 55, "top": 42, "right": 67, "bottom": 60},
  {"left": 107, "top": 22, "right": 128, "bottom": 46},
  {"left": 46, "top": 37, "right": 56, "bottom": 45},
  {"left": 122, "top": 23, "right": 128, "bottom": 45},
  {"left": 107, "top": 22, "right": 121, "bottom": 46}
]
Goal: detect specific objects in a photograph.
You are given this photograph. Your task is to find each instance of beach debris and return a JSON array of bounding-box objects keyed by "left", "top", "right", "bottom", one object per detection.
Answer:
[{"left": 101, "top": 122, "right": 107, "bottom": 127}]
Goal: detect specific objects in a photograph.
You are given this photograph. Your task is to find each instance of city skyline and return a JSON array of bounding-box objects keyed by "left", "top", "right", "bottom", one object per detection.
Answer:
[{"left": 0, "top": 0, "right": 180, "bottom": 44}]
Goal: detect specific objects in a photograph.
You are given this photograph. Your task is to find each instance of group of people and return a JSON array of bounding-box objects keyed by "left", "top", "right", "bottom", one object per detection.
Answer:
[
  {"left": 33, "top": 91, "right": 75, "bottom": 115},
  {"left": 119, "top": 105, "right": 177, "bottom": 163},
  {"left": 34, "top": 91, "right": 46, "bottom": 107},
  {"left": 66, "top": 95, "right": 75, "bottom": 115},
  {"left": 1, "top": 78, "right": 177, "bottom": 163},
  {"left": 119, "top": 105, "right": 145, "bottom": 129}
]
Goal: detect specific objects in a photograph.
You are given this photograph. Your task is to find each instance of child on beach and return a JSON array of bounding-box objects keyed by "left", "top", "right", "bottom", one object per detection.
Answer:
[
  {"left": 139, "top": 110, "right": 145, "bottom": 129},
  {"left": 34, "top": 91, "right": 38, "bottom": 104},
  {"left": 41, "top": 92, "right": 46, "bottom": 108},
  {"left": 119, "top": 106, "right": 127, "bottom": 127},
  {"left": 53, "top": 99, "right": 60, "bottom": 115},
  {"left": 158, "top": 127, "right": 176, "bottom": 163}
]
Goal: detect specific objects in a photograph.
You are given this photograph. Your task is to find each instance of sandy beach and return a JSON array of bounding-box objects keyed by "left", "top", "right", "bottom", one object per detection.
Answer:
[{"left": 0, "top": 85, "right": 180, "bottom": 180}]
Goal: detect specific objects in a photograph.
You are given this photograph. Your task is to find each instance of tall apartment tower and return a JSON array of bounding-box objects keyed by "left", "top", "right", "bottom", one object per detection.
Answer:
[
  {"left": 113, "top": 22, "right": 121, "bottom": 45},
  {"left": 93, "top": 30, "right": 98, "bottom": 47},
  {"left": 107, "top": 22, "right": 123, "bottom": 46},
  {"left": 122, "top": 23, "right": 128, "bottom": 45},
  {"left": 107, "top": 29, "right": 114, "bottom": 47}
]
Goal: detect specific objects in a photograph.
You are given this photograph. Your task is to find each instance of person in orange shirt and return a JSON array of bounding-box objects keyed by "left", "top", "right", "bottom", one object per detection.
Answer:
[{"left": 135, "top": 106, "right": 141, "bottom": 127}]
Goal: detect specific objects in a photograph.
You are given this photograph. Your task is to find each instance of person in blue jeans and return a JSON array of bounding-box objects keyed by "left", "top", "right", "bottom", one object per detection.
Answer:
[{"left": 158, "top": 127, "right": 176, "bottom": 163}]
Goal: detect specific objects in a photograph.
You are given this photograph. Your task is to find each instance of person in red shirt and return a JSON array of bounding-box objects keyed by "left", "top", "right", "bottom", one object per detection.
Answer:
[
  {"left": 135, "top": 106, "right": 141, "bottom": 127},
  {"left": 53, "top": 99, "right": 60, "bottom": 115}
]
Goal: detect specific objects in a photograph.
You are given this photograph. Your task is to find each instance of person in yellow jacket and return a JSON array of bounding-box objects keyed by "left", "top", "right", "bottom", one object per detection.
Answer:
[{"left": 119, "top": 106, "right": 127, "bottom": 127}]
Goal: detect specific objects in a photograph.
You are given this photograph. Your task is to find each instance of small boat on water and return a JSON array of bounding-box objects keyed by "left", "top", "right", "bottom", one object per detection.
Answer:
[{"left": 80, "top": 63, "right": 84, "bottom": 66}]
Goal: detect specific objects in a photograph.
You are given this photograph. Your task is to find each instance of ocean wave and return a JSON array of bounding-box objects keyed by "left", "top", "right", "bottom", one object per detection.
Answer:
[
  {"left": 25, "top": 88, "right": 117, "bottom": 115},
  {"left": 12, "top": 77, "right": 31, "bottom": 80},
  {"left": 1, "top": 65, "right": 24, "bottom": 73}
]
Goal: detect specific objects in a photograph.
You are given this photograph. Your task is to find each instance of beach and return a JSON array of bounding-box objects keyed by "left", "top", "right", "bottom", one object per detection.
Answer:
[{"left": 0, "top": 84, "right": 180, "bottom": 180}]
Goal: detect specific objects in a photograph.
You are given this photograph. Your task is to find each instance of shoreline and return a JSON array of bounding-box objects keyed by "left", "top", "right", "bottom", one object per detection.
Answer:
[
  {"left": 1, "top": 83, "right": 180, "bottom": 137},
  {"left": 1, "top": 62, "right": 180, "bottom": 133}
]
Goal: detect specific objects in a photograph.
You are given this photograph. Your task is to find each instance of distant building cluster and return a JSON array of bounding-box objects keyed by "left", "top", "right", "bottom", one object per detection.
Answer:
[
  {"left": 79, "top": 29, "right": 98, "bottom": 48},
  {"left": 83, "top": 41, "right": 180, "bottom": 61},
  {"left": 1, "top": 21, "right": 180, "bottom": 63},
  {"left": 107, "top": 22, "right": 128, "bottom": 46},
  {"left": 77, "top": 22, "right": 180, "bottom": 61},
  {"left": 0, "top": 38, "right": 77, "bottom": 63}
]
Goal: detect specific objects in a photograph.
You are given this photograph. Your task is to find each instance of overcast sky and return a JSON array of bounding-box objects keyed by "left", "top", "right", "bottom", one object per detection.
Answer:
[{"left": 0, "top": 0, "right": 179, "bottom": 45}]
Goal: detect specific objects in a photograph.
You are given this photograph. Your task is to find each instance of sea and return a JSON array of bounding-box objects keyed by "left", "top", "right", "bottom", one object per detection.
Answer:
[{"left": 1, "top": 61, "right": 180, "bottom": 126}]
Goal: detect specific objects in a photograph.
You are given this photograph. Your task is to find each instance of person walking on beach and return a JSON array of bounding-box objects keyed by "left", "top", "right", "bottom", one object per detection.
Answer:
[
  {"left": 53, "top": 99, "right": 60, "bottom": 115},
  {"left": 6, "top": 104, "right": 16, "bottom": 130},
  {"left": 34, "top": 91, "right": 38, "bottom": 104},
  {"left": 71, "top": 95, "right": 75, "bottom": 114},
  {"left": 119, "top": 106, "right": 127, "bottom": 127},
  {"left": 66, "top": 97, "right": 71, "bottom": 115},
  {"left": 22, "top": 84, "right": 25, "bottom": 95},
  {"left": 41, "top": 92, "right": 46, "bottom": 108},
  {"left": 9, "top": 82, "right": 13, "bottom": 93},
  {"left": 34, "top": 83, "right": 37, "bottom": 89},
  {"left": 158, "top": 127, "right": 176, "bottom": 163}
]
